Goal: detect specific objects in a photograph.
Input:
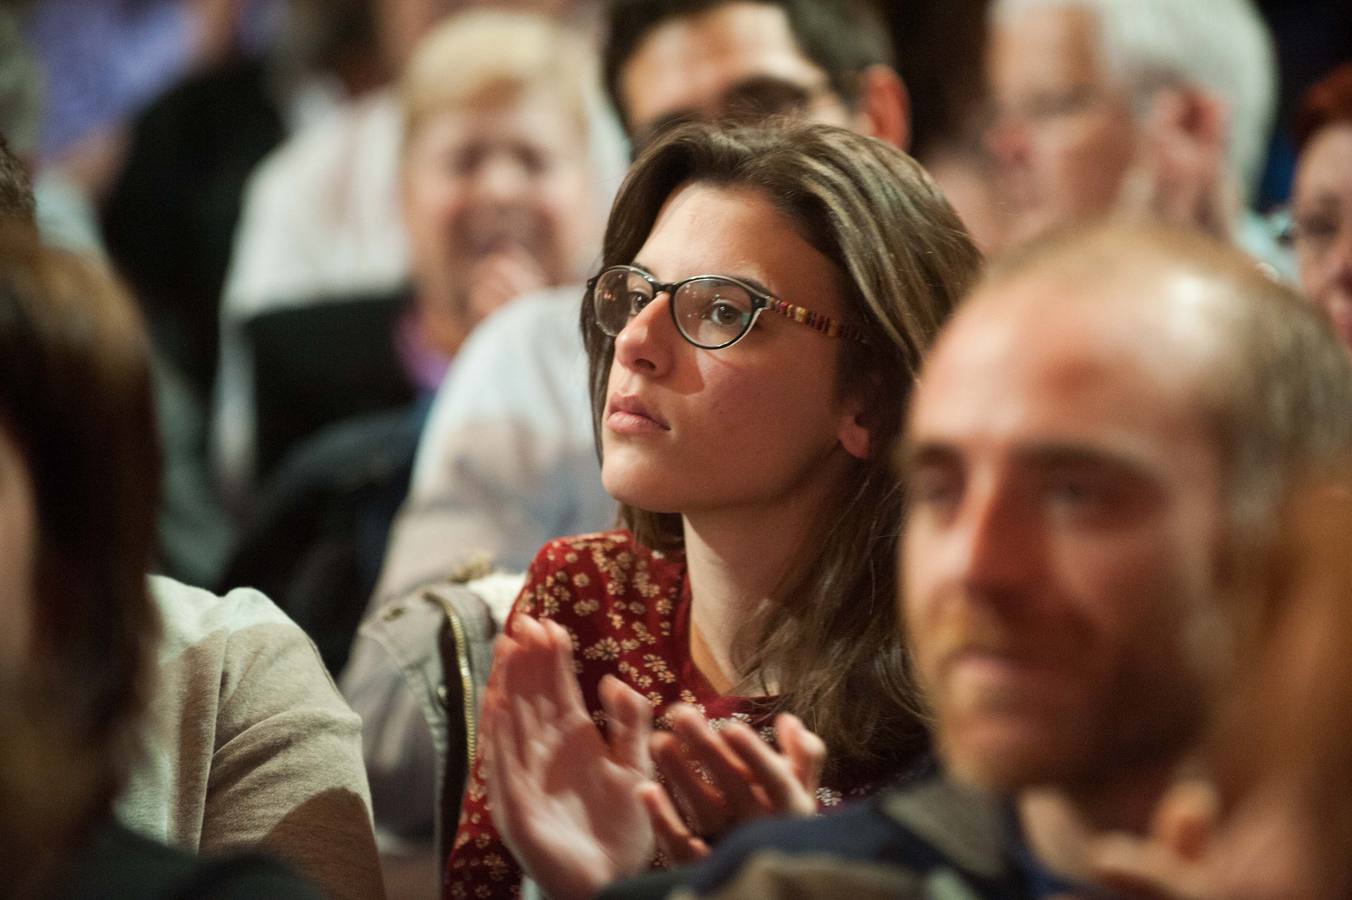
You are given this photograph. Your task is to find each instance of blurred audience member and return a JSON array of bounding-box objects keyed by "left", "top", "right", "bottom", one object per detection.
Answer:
[
  {"left": 985, "top": 0, "right": 1284, "bottom": 269},
  {"left": 0, "top": 224, "right": 325, "bottom": 900},
  {"left": 1290, "top": 63, "right": 1352, "bottom": 350},
  {"left": 897, "top": 224, "right": 1350, "bottom": 898},
  {"left": 215, "top": 0, "right": 622, "bottom": 501},
  {"left": 219, "top": 8, "right": 611, "bottom": 676},
  {"left": 373, "top": 0, "right": 907, "bottom": 600},
  {"left": 394, "top": 8, "right": 605, "bottom": 377},
  {"left": 5, "top": 3, "right": 261, "bottom": 587}
]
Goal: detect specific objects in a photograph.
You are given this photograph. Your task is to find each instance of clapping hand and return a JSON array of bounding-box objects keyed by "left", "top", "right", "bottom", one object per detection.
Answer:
[
  {"left": 481, "top": 615, "right": 828, "bottom": 896},
  {"left": 481, "top": 616, "right": 656, "bottom": 900},
  {"left": 642, "top": 705, "right": 826, "bottom": 864}
]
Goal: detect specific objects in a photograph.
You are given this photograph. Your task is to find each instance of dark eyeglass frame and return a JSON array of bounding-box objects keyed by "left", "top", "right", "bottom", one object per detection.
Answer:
[{"left": 587, "top": 264, "right": 867, "bottom": 350}]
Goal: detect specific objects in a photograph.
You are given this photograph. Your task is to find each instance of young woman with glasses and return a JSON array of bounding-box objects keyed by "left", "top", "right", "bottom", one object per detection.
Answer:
[{"left": 445, "top": 120, "right": 982, "bottom": 900}]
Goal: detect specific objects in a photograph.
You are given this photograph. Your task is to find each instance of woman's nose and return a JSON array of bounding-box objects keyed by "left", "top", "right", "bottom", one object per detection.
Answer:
[{"left": 612, "top": 292, "right": 676, "bottom": 377}]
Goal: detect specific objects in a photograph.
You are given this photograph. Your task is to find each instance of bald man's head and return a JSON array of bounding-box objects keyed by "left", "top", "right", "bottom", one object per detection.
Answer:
[
  {"left": 969, "top": 223, "right": 1352, "bottom": 544},
  {"left": 900, "top": 223, "right": 1352, "bottom": 793}
]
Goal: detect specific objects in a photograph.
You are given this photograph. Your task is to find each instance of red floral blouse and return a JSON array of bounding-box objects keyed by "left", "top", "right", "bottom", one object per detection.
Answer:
[{"left": 445, "top": 530, "right": 887, "bottom": 900}]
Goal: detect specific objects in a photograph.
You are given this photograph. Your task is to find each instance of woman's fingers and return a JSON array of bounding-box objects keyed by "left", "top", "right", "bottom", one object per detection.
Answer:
[
  {"left": 668, "top": 706, "right": 761, "bottom": 819},
  {"left": 485, "top": 632, "right": 519, "bottom": 695},
  {"left": 600, "top": 674, "right": 655, "bottom": 776},
  {"left": 542, "top": 618, "right": 590, "bottom": 712},
  {"left": 776, "top": 714, "right": 826, "bottom": 798},
  {"left": 646, "top": 705, "right": 829, "bottom": 839},
  {"left": 639, "top": 782, "right": 710, "bottom": 865},
  {"left": 484, "top": 686, "right": 536, "bottom": 845},
  {"left": 722, "top": 719, "right": 816, "bottom": 816},
  {"left": 650, "top": 730, "right": 731, "bottom": 837}
]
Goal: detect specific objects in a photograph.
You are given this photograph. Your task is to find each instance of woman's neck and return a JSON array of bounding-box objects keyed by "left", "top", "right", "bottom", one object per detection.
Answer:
[{"left": 680, "top": 463, "right": 849, "bottom": 696}]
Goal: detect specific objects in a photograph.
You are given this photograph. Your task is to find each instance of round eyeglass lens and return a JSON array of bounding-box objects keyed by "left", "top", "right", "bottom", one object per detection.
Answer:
[
  {"left": 594, "top": 268, "right": 652, "bottom": 337},
  {"left": 674, "top": 278, "right": 756, "bottom": 347}
]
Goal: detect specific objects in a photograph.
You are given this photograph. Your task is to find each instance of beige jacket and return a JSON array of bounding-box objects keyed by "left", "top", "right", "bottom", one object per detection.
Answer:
[{"left": 117, "top": 576, "right": 385, "bottom": 900}]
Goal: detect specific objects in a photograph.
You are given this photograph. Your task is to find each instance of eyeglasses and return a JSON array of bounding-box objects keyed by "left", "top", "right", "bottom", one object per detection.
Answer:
[{"left": 588, "top": 265, "right": 865, "bottom": 350}]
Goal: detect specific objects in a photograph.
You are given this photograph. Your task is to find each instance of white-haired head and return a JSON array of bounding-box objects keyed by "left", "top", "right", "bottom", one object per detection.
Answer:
[{"left": 990, "top": 0, "right": 1276, "bottom": 201}]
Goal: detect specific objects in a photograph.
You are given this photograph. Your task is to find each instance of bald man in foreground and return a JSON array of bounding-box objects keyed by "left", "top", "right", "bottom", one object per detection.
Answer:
[{"left": 605, "top": 223, "right": 1352, "bottom": 899}]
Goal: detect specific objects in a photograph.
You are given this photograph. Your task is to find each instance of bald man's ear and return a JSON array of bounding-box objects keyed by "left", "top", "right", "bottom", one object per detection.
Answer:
[{"left": 853, "top": 65, "right": 910, "bottom": 151}]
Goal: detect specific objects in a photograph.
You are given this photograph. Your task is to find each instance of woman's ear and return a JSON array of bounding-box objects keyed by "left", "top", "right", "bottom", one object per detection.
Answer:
[
  {"left": 837, "top": 398, "right": 873, "bottom": 461},
  {"left": 852, "top": 65, "right": 911, "bottom": 152}
]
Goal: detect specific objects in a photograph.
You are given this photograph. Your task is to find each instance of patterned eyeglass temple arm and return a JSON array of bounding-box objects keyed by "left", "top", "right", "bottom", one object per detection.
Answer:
[{"left": 763, "top": 298, "right": 868, "bottom": 344}]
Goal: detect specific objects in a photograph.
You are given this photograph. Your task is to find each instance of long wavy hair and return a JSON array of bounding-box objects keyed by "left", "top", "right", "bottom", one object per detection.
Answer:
[{"left": 581, "top": 121, "right": 982, "bottom": 769}]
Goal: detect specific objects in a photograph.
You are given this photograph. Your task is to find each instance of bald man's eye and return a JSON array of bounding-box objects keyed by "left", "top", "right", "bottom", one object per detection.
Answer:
[
  {"left": 908, "top": 468, "right": 963, "bottom": 517},
  {"left": 1045, "top": 476, "right": 1104, "bottom": 510},
  {"left": 1040, "top": 470, "right": 1141, "bottom": 528}
]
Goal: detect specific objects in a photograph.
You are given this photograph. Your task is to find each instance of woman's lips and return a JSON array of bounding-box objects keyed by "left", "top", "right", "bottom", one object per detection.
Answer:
[{"left": 606, "top": 395, "right": 670, "bottom": 434}]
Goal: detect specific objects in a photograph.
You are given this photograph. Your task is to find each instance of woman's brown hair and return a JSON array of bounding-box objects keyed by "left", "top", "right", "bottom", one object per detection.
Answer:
[
  {"left": 0, "top": 224, "right": 161, "bottom": 885},
  {"left": 580, "top": 120, "right": 982, "bottom": 768}
]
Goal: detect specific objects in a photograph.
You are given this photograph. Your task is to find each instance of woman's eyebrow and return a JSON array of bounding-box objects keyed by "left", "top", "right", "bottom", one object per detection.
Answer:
[
  {"left": 628, "top": 262, "right": 777, "bottom": 299},
  {"left": 729, "top": 274, "right": 775, "bottom": 297}
]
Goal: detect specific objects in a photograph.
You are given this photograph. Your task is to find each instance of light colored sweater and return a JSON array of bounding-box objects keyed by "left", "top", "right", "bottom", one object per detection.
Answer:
[{"left": 117, "top": 576, "right": 386, "bottom": 900}]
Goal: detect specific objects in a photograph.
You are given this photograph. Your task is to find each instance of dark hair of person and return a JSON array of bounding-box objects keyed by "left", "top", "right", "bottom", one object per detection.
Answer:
[
  {"left": 581, "top": 120, "right": 981, "bottom": 768},
  {"left": 0, "top": 135, "right": 35, "bottom": 226},
  {"left": 601, "top": 0, "right": 893, "bottom": 136},
  {"left": 1294, "top": 62, "right": 1352, "bottom": 154},
  {"left": 0, "top": 224, "right": 161, "bottom": 876}
]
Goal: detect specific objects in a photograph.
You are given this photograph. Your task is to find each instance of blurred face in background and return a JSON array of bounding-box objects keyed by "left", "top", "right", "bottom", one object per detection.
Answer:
[
  {"left": 0, "top": 423, "right": 35, "bottom": 667},
  {"left": 986, "top": 5, "right": 1137, "bottom": 246},
  {"left": 1291, "top": 122, "right": 1352, "bottom": 350},
  {"left": 618, "top": 2, "right": 857, "bottom": 148},
  {"left": 401, "top": 86, "right": 594, "bottom": 353}
]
